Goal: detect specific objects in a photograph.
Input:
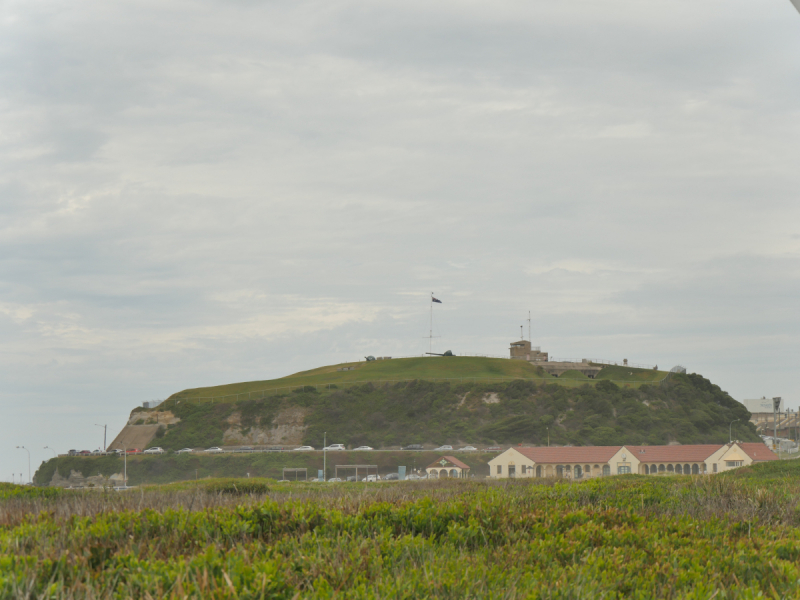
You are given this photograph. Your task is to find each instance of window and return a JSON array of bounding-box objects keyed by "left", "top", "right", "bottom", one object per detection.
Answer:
[
  {"left": 713, "top": 463, "right": 717, "bottom": 473},
  {"left": 617, "top": 466, "right": 631, "bottom": 474},
  {"left": 602, "top": 465, "right": 610, "bottom": 476},
  {"left": 508, "top": 466, "right": 516, "bottom": 478},
  {"left": 496, "top": 465, "right": 502, "bottom": 475},
  {"left": 725, "top": 461, "right": 743, "bottom": 468},
  {"left": 536, "top": 466, "right": 542, "bottom": 477},
  {"left": 521, "top": 465, "right": 527, "bottom": 475}
]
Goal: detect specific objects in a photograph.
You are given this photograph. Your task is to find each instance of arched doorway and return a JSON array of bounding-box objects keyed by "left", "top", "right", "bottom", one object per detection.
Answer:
[
  {"left": 536, "top": 465, "right": 542, "bottom": 478},
  {"left": 667, "top": 464, "right": 674, "bottom": 473},
  {"left": 575, "top": 465, "right": 582, "bottom": 479},
  {"left": 440, "top": 469, "right": 448, "bottom": 478},
  {"left": 658, "top": 464, "right": 665, "bottom": 473},
  {"left": 602, "top": 465, "right": 610, "bottom": 476},
  {"left": 675, "top": 464, "right": 682, "bottom": 474},
  {"left": 585, "top": 465, "right": 591, "bottom": 476},
  {"left": 556, "top": 465, "right": 564, "bottom": 477},
  {"left": 692, "top": 464, "right": 699, "bottom": 475},
  {"left": 449, "top": 469, "right": 458, "bottom": 478},
  {"left": 429, "top": 470, "right": 438, "bottom": 479},
  {"left": 643, "top": 464, "right": 650, "bottom": 475},
  {"left": 684, "top": 464, "right": 690, "bottom": 474}
]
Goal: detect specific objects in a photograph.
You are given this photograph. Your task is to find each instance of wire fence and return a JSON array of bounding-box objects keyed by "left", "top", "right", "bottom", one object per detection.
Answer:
[{"left": 167, "top": 374, "right": 668, "bottom": 406}]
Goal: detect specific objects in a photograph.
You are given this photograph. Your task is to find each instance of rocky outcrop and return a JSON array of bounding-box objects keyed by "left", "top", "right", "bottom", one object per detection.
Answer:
[
  {"left": 49, "top": 469, "right": 125, "bottom": 488},
  {"left": 223, "top": 406, "right": 309, "bottom": 446}
]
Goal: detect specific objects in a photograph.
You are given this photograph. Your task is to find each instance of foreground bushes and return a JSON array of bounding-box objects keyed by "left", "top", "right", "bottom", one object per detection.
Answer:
[{"left": 3, "top": 473, "right": 800, "bottom": 598}]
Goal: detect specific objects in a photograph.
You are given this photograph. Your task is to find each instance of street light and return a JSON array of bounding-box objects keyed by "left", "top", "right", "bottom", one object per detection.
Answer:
[
  {"left": 15, "top": 446, "right": 30, "bottom": 484},
  {"left": 43, "top": 446, "right": 57, "bottom": 458},
  {"left": 729, "top": 419, "right": 739, "bottom": 444},
  {"left": 95, "top": 424, "right": 107, "bottom": 452}
]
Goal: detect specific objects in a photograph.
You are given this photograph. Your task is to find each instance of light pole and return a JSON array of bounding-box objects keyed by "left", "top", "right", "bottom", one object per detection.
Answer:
[
  {"left": 122, "top": 446, "right": 127, "bottom": 487},
  {"left": 15, "top": 446, "right": 30, "bottom": 484},
  {"left": 323, "top": 432, "right": 327, "bottom": 482},
  {"left": 729, "top": 419, "right": 739, "bottom": 444},
  {"left": 43, "top": 446, "right": 57, "bottom": 458},
  {"left": 95, "top": 424, "right": 107, "bottom": 452}
]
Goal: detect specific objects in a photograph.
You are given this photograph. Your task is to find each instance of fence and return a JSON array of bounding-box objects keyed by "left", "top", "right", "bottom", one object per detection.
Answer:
[{"left": 167, "top": 374, "right": 668, "bottom": 406}]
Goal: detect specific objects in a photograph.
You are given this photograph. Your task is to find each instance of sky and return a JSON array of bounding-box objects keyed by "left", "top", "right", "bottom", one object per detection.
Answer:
[{"left": 1, "top": 0, "right": 799, "bottom": 483}]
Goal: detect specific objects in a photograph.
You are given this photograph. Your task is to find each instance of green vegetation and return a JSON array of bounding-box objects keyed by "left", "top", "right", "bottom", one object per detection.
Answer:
[
  {"left": 9, "top": 460, "right": 800, "bottom": 598},
  {"left": 144, "top": 372, "right": 757, "bottom": 452},
  {"left": 167, "top": 357, "right": 668, "bottom": 403}
]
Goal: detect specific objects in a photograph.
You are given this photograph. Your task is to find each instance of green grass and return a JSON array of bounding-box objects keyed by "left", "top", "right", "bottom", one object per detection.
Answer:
[
  {"left": 9, "top": 461, "right": 800, "bottom": 598},
  {"left": 594, "top": 364, "right": 666, "bottom": 383},
  {"left": 168, "top": 357, "right": 669, "bottom": 402}
]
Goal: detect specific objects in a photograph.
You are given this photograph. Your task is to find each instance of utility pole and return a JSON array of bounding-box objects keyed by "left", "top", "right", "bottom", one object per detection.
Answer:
[
  {"left": 773, "top": 397, "right": 782, "bottom": 453},
  {"left": 123, "top": 446, "right": 127, "bottom": 487},
  {"left": 95, "top": 424, "right": 107, "bottom": 452},
  {"left": 323, "top": 432, "right": 327, "bottom": 481}
]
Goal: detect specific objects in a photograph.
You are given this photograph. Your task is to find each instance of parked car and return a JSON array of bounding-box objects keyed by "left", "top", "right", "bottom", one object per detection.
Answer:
[
  {"left": 79, "top": 450, "right": 92, "bottom": 456},
  {"left": 205, "top": 447, "right": 224, "bottom": 453},
  {"left": 346, "top": 475, "right": 363, "bottom": 482},
  {"left": 403, "top": 444, "right": 424, "bottom": 451},
  {"left": 406, "top": 473, "right": 422, "bottom": 480},
  {"left": 125, "top": 448, "right": 141, "bottom": 454},
  {"left": 434, "top": 445, "right": 453, "bottom": 452},
  {"left": 384, "top": 473, "right": 400, "bottom": 481},
  {"left": 293, "top": 446, "right": 314, "bottom": 451},
  {"left": 483, "top": 446, "right": 501, "bottom": 452},
  {"left": 327, "top": 477, "right": 343, "bottom": 482},
  {"left": 91, "top": 449, "right": 104, "bottom": 455},
  {"left": 457, "top": 446, "right": 477, "bottom": 452},
  {"left": 176, "top": 448, "right": 193, "bottom": 454},
  {"left": 364, "top": 474, "right": 381, "bottom": 482},
  {"left": 68, "top": 449, "right": 78, "bottom": 456},
  {"left": 353, "top": 446, "right": 373, "bottom": 451},
  {"left": 323, "top": 444, "right": 346, "bottom": 451},
  {"left": 237, "top": 446, "right": 254, "bottom": 452},
  {"left": 143, "top": 447, "right": 165, "bottom": 454}
]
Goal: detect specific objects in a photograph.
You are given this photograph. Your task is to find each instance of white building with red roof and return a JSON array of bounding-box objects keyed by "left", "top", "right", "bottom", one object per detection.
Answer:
[
  {"left": 488, "top": 442, "right": 777, "bottom": 479},
  {"left": 426, "top": 456, "right": 471, "bottom": 479}
]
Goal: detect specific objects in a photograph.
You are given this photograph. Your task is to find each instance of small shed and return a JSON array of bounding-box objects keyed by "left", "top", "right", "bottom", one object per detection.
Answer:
[{"left": 426, "top": 456, "right": 470, "bottom": 479}]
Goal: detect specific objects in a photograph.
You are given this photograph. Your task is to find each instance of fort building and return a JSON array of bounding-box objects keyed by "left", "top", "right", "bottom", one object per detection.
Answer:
[{"left": 509, "top": 340, "right": 602, "bottom": 378}]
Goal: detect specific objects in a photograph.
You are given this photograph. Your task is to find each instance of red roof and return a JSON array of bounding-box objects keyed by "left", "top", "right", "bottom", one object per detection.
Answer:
[
  {"left": 737, "top": 443, "right": 778, "bottom": 462},
  {"left": 426, "top": 456, "right": 470, "bottom": 470},
  {"left": 625, "top": 445, "right": 722, "bottom": 462},
  {"left": 513, "top": 446, "right": 621, "bottom": 464}
]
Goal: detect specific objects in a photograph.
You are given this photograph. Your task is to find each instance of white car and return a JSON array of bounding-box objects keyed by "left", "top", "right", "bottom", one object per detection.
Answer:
[
  {"left": 327, "top": 477, "right": 343, "bottom": 482},
  {"left": 293, "top": 446, "right": 314, "bottom": 451},
  {"left": 434, "top": 445, "right": 453, "bottom": 451},
  {"left": 176, "top": 448, "right": 193, "bottom": 454},
  {"left": 364, "top": 474, "right": 381, "bottom": 482},
  {"left": 406, "top": 473, "right": 422, "bottom": 480},
  {"left": 323, "top": 444, "right": 346, "bottom": 451},
  {"left": 205, "top": 447, "right": 224, "bottom": 453},
  {"left": 353, "top": 446, "right": 373, "bottom": 451},
  {"left": 458, "top": 446, "right": 477, "bottom": 452},
  {"left": 143, "top": 447, "right": 165, "bottom": 454}
]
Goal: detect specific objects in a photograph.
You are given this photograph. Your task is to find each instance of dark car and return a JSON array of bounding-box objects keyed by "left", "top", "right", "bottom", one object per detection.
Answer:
[
  {"left": 346, "top": 475, "right": 363, "bottom": 482},
  {"left": 403, "top": 444, "right": 424, "bottom": 451},
  {"left": 68, "top": 449, "right": 78, "bottom": 456},
  {"left": 483, "top": 446, "right": 502, "bottom": 452},
  {"left": 384, "top": 473, "right": 400, "bottom": 480}
]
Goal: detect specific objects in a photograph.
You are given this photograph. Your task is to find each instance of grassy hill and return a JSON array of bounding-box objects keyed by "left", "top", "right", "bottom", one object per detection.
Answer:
[
  {"left": 132, "top": 361, "right": 757, "bottom": 452},
  {"left": 167, "top": 357, "right": 668, "bottom": 403}
]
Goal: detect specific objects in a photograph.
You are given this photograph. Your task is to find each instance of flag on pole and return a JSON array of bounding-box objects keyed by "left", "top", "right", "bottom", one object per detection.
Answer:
[{"left": 432, "top": 296, "right": 442, "bottom": 303}]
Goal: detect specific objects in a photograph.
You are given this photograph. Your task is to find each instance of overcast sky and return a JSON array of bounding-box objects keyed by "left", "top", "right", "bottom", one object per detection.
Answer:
[{"left": 2, "top": 0, "right": 799, "bottom": 482}]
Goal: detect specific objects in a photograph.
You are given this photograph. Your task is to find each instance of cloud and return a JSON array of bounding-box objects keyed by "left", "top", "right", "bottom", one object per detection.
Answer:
[{"left": 2, "top": 0, "right": 800, "bottom": 478}]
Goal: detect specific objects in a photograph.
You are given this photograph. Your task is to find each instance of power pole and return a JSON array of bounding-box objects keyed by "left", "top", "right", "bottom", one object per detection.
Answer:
[
  {"left": 323, "top": 431, "right": 327, "bottom": 481},
  {"left": 773, "top": 397, "right": 782, "bottom": 452}
]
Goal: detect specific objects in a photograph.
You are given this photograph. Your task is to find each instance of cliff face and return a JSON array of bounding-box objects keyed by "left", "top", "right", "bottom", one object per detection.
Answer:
[
  {"left": 107, "top": 410, "right": 180, "bottom": 451},
  {"left": 222, "top": 406, "right": 309, "bottom": 446}
]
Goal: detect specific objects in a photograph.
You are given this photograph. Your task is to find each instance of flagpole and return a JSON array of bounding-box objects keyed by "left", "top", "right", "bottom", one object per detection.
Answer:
[{"left": 430, "top": 293, "right": 433, "bottom": 354}]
